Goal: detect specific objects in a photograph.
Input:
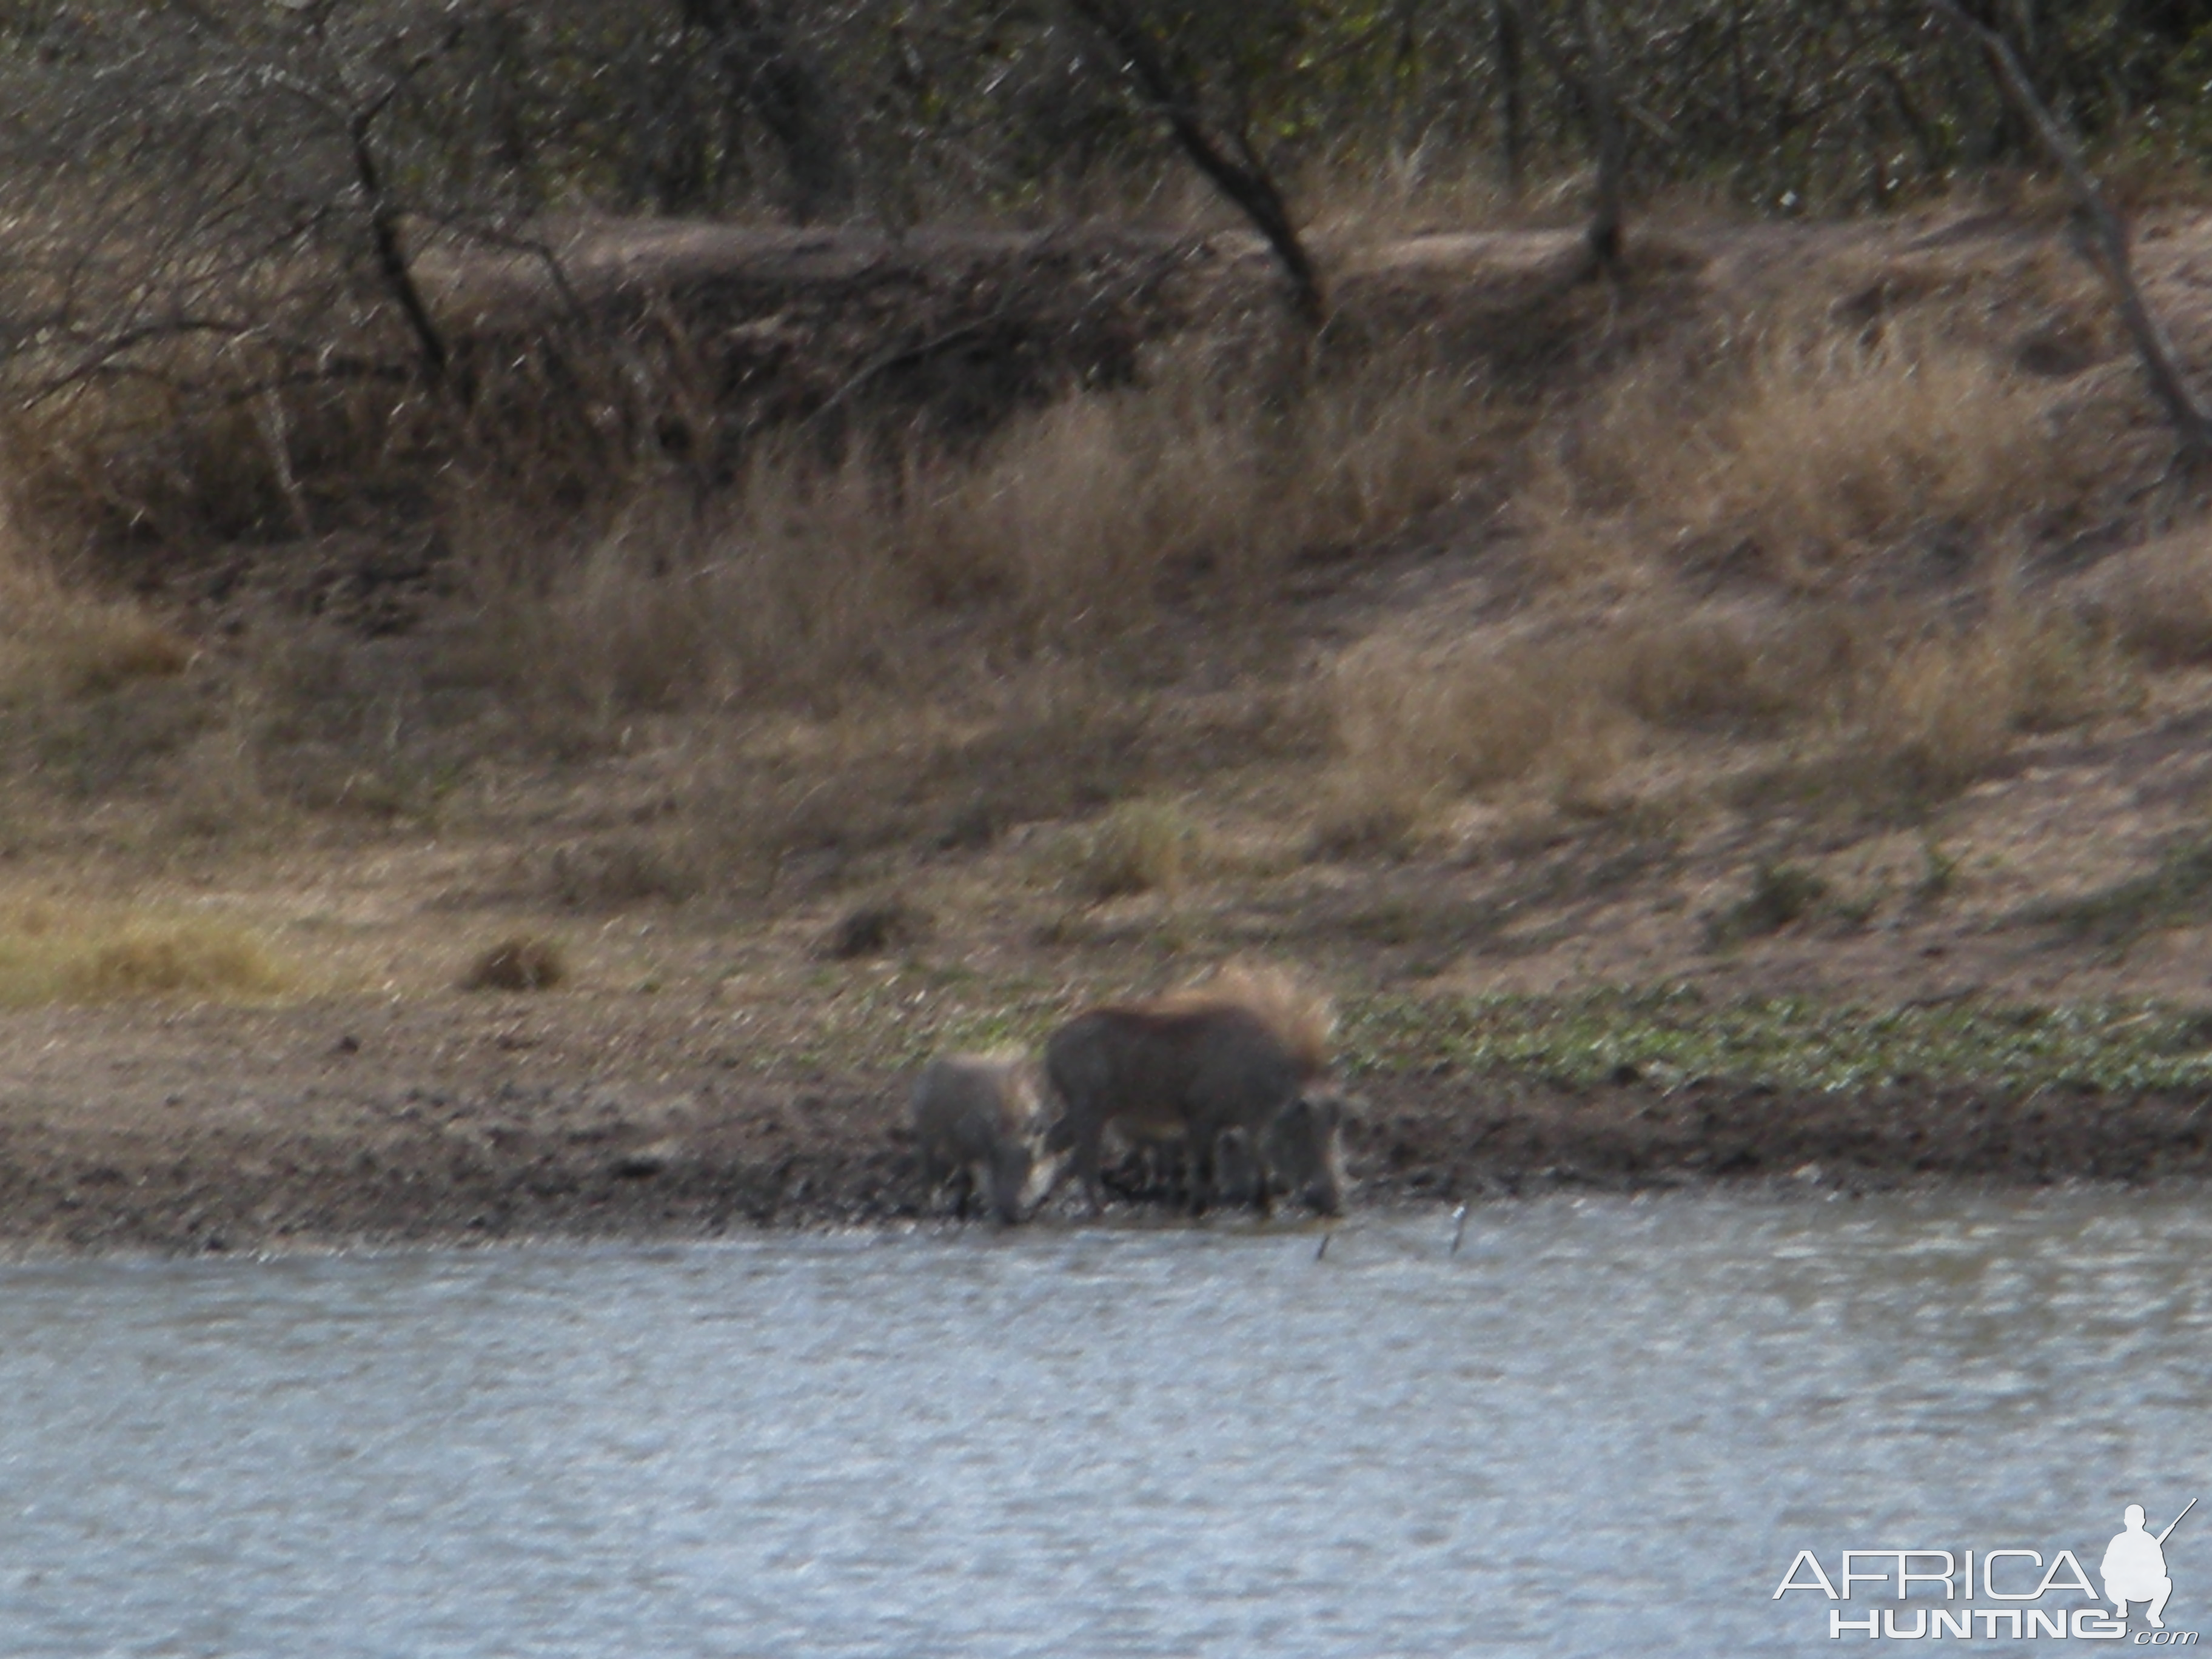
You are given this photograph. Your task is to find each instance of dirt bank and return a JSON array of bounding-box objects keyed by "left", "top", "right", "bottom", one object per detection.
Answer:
[
  {"left": 2, "top": 988, "right": 2207, "bottom": 1256},
  {"left": 14, "top": 202, "right": 2212, "bottom": 1254}
]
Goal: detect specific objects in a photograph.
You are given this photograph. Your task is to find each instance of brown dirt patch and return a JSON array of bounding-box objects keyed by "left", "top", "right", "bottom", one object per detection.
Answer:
[{"left": 0, "top": 988, "right": 2205, "bottom": 1256}]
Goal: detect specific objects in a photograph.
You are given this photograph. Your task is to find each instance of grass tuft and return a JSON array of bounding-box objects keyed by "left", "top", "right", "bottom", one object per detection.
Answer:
[
  {"left": 1067, "top": 801, "right": 1204, "bottom": 900},
  {"left": 1706, "top": 860, "right": 1831, "bottom": 947},
  {"left": 461, "top": 935, "right": 569, "bottom": 992},
  {"left": 823, "top": 896, "right": 929, "bottom": 960},
  {"left": 1526, "top": 318, "right": 2068, "bottom": 585},
  {"left": 0, "top": 907, "right": 290, "bottom": 1005}
]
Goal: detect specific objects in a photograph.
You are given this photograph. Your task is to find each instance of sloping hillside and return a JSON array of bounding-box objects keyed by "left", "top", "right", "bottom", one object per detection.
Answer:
[{"left": 5, "top": 201, "right": 2212, "bottom": 1245}]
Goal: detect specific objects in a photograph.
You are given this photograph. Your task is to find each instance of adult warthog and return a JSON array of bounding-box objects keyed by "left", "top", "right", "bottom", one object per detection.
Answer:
[
  {"left": 911, "top": 1050, "right": 1051, "bottom": 1224},
  {"left": 1043, "top": 967, "right": 1335, "bottom": 1215}
]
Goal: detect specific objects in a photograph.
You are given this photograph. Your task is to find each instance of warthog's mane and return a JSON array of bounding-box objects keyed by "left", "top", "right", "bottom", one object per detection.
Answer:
[{"left": 1134, "top": 962, "right": 1335, "bottom": 1077}]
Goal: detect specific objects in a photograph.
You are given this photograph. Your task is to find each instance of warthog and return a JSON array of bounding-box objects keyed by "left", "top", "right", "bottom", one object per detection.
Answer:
[
  {"left": 1043, "top": 967, "right": 1334, "bottom": 1215},
  {"left": 910, "top": 1050, "right": 1050, "bottom": 1224}
]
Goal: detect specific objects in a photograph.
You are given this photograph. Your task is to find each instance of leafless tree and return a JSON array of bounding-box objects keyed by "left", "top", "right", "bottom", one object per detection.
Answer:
[
  {"left": 682, "top": 0, "right": 855, "bottom": 224},
  {"left": 1931, "top": 0, "right": 2212, "bottom": 468},
  {"left": 1064, "top": 0, "right": 1326, "bottom": 327}
]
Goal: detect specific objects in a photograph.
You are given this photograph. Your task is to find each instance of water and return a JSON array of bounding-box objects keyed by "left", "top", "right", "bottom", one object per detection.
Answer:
[{"left": 0, "top": 1190, "right": 2207, "bottom": 1657}]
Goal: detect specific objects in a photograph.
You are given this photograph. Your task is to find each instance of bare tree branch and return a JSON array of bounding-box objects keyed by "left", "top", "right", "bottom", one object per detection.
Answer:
[
  {"left": 1064, "top": 0, "right": 1325, "bottom": 330},
  {"left": 1930, "top": 0, "right": 2212, "bottom": 468},
  {"left": 266, "top": 19, "right": 469, "bottom": 400},
  {"left": 682, "top": 0, "right": 854, "bottom": 225}
]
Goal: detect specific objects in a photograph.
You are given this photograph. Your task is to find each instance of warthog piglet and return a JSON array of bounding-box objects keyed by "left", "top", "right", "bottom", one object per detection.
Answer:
[{"left": 911, "top": 1050, "right": 1050, "bottom": 1224}]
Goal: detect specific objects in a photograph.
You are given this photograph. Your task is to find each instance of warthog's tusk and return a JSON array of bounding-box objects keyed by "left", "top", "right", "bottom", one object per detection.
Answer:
[
  {"left": 1315, "top": 1230, "right": 1331, "bottom": 1261},
  {"left": 1449, "top": 1204, "right": 1469, "bottom": 1255}
]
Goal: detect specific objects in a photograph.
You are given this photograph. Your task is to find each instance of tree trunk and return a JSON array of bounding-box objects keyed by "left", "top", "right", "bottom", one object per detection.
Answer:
[
  {"left": 685, "top": 0, "right": 853, "bottom": 226},
  {"left": 1580, "top": 0, "right": 1626, "bottom": 273},
  {"left": 347, "top": 109, "right": 455, "bottom": 398},
  {"left": 1066, "top": 0, "right": 1325, "bottom": 329},
  {"left": 1495, "top": 0, "right": 1526, "bottom": 197},
  {"left": 1931, "top": 0, "right": 2212, "bottom": 468}
]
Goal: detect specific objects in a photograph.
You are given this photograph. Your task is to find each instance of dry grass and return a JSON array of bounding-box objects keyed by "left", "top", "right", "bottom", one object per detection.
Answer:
[
  {"left": 1329, "top": 627, "right": 1637, "bottom": 808},
  {"left": 0, "top": 216, "right": 2177, "bottom": 955},
  {"left": 1858, "top": 602, "right": 2134, "bottom": 791},
  {"left": 1523, "top": 318, "right": 2068, "bottom": 588},
  {"left": 438, "top": 349, "right": 1485, "bottom": 723},
  {"left": 0, "top": 903, "right": 289, "bottom": 1006},
  {"left": 2094, "top": 528, "right": 2212, "bottom": 667},
  {"left": 1315, "top": 258, "right": 2140, "bottom": 833},
  {"left": 0, "top": 552, "right": 193, "bottom": 704},
  {"left": 444, "top": 459, "right": 913, "bottom": 718},
  {"left": 1327, "top": 592, "right": 2134, "bottom": 819},
  {"left": 1065, "top": 800, "right": 1205, "bottom": 900}
]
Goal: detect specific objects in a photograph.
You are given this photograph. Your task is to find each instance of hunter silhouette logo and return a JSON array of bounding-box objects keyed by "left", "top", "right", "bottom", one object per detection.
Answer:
[
  {"left": 2106, "top": 1500, "right": 2194, "bottom": 1631},
  {"left": 1775, "top": 1498, "right": 2200, "bottom": 1641}
]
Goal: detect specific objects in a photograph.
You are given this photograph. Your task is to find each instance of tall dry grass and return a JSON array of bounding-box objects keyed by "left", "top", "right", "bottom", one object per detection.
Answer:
[
  {"left": 0, "top": 520, "right": 194, "bottom": 705},
  {"left": 0, "top": 900, "right": 290, "bottom": 1005},
  {"left": 1327, "top": 595, "right": 2133, "bottom": 822},
  {"left": 1861, "top": 600, "right": 2131, "bottom": 791},
  {"left": 1521, "top": 318, "right": 2069, "bottom": 588},
  {"left": 1313, "top": 268, "right": 2142, "bottom": 834},
  {"left": 0, "top": 216, "right": 2168, "bottom": 899},
  {"left": 2094, "top": 528, "right": 2212, "bottom": 668},
  {"left": 440, "top": 347, "right": 1486, "bottom": 722}
]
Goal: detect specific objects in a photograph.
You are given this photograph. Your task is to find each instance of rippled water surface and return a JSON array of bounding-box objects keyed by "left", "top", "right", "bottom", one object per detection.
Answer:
[{"left": 1, "top": 1191, "right": 2208, "bottom": 1656}]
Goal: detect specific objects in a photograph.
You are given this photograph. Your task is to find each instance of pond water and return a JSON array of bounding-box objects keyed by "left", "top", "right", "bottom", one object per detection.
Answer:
[{"left": 0, "top": 1190, "right": 2207, "bottom": 1657}]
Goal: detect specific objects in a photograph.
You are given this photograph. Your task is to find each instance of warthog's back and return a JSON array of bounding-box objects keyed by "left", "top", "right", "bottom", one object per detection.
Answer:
[
  {"left": 911, "top": 1053, "right": 1041, "bottom": 1157},
  {"left": 1045, "top": 1001, "right": 1312, "bottom": 1144}
]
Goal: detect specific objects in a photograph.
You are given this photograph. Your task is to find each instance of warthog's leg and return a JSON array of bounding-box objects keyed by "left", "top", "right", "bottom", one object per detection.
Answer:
[
  {"left": 1187, "top": 1128, "right": 1215, "bottom": 1218},
  {"left": 1214, "top": 1127, "right": 1272, "bottom": 1219},
  {"left": 1070, "top": 1113, "right": 1108, "bottom": 1216},
  {"left": 1134, "top": 1135, "right": 1190, "bottom": 1207},
  {"left": 985, "top": 1137, "right": 1034, "bottom": 1225},
  {"left": 951, "top": 1163, "right": 972, "bottom": 1221},
  {"left": 920, "top": 1147, "right": 951, "bottom": 1217}
]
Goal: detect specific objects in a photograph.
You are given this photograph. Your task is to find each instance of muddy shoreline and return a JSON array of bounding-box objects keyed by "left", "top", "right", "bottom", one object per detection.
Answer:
[{"left": 3, "top": 1017, "right": 2207, "bottom": 1255}]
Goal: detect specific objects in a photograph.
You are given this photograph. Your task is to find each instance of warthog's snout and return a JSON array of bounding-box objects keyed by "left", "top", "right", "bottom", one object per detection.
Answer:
[{"left": 1263, "top": 1091, "right": 1355, "bottom": 1216}]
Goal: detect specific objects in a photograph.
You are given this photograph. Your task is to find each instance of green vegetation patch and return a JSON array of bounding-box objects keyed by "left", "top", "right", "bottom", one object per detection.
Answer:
[
  {"left": 779, "top": 972, "right": 2212, "bottom": 1096},
  {"left": 1341, "top": 988, "right": 2212, "bottom": 1094}
]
